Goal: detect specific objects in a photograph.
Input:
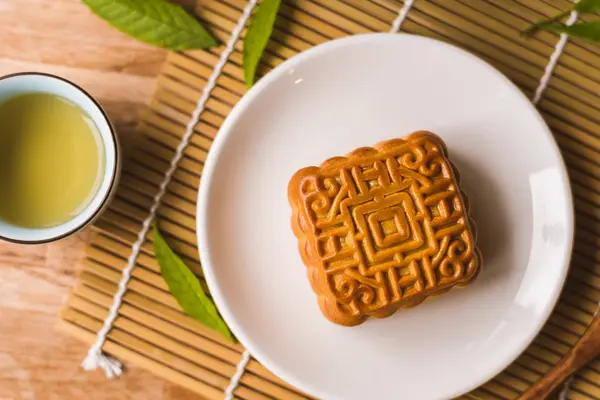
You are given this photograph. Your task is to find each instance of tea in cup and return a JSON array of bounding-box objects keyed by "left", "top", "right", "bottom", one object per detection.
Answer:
[{"left": 0, "top": 73, "right": 120, "bottom": 243}]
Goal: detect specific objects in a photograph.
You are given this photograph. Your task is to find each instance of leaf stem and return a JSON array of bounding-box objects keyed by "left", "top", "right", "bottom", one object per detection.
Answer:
[{"left": 523, "top": 8, "right": 572, "bottom": 35}]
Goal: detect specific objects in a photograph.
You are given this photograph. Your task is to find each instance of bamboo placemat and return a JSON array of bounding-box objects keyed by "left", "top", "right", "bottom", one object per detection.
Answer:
[{"left": 58, "top": 0, "right": 600, "bottom": 399}]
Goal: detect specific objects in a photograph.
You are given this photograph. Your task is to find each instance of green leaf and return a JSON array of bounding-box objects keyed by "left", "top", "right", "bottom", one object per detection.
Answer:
[
  {"left": 525, "top": 0, "right": 600, "bottom": 35},
  {"left": 539, "top": 21, "right": 600, "bottom": 42},
  {"left": 574, "top": 0, "right": 600, "bottom": 13},
  {"left": 82, "top": 0, "right": 218, "bottom": 50},
  {"left": 524, "top": 9, "right": 571, "bottom": 35},
  {"left": 153, "top": 226, "right": 234, "bottom": 342},
  {"left": 243, "top": 0, "right": 282, "bottom": 87}
]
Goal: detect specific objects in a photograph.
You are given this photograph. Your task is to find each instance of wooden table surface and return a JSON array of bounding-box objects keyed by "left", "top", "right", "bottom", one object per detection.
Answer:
[{"left": 0, "top": 0, "right": 198, "bottom": 398}]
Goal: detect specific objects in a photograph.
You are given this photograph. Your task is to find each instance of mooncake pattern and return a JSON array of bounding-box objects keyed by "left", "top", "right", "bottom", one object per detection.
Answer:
[{"left": 288, "top": 131, "right": 481, "bottom": 326}]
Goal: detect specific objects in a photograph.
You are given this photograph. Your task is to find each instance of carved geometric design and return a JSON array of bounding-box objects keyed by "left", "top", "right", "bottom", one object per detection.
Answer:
[{"left": 288, "top": 131, "right": 481, "bottom": 326}]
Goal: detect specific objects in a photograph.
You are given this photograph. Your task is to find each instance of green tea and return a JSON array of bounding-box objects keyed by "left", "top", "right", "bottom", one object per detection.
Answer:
[{"left": 0, "top": 93, "right": 105, "bottom": 228}]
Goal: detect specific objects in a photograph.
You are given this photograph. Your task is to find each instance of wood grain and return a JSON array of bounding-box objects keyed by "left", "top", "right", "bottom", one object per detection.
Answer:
[
  {"left": 519, "top": 312, "right": 600, "bottom": 400},
  {"left": 0, "top": 1, "right": 199, "bottom": 398}
]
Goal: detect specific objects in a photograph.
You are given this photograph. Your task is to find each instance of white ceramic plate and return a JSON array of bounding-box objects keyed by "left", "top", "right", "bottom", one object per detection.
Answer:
[{"left": 197, "top": 34, "right": 573, "bottom": 400}]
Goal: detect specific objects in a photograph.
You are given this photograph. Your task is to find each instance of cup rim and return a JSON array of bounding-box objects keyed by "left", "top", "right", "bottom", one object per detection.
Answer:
[{"left": 0, "top": 72, "right": 119, "bottom": 245}]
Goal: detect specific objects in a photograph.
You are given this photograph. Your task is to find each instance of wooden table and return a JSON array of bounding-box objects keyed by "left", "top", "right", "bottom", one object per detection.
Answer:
[{"left": 0, "top": 1, "right": 197, "bottom": 398}]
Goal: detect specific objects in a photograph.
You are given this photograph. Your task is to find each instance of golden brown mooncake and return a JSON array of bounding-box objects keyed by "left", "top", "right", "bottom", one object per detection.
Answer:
[{"left": 288, "top": 131, "right": 481, "bottom": 326}]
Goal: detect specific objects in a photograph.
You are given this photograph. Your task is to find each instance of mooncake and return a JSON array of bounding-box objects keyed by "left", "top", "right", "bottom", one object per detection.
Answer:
[{"left": 288, "top": 131, "right": 481, "bottom": 326}]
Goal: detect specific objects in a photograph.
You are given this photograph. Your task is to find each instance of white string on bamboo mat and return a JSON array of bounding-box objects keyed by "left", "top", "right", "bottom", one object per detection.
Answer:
[
  {"left": 532, "top": 10, "right": 578, "bottom": 105},
  {"left": 225, "top": 0, "right": 414, "bottom": 400},
  {"left": 224, "top": 349, "right": 251, "bottom": 400},
  {"left": 223, "top": 2, "right": 420, "bottom": 399},
  {"left": 81, "top": 0, "right": 259, "bottom": 379},
  {"left": 531, "top": 8, "right": 578, "bottom": 399},
  {"left": 558, "top": 375, "right": 574, "bottom": 400},
  {"left": 390, "top": 0, "right": 415, "bottom": 33},
  {"left": 224, "top": 2, "right": 419, "bottom": 399}
]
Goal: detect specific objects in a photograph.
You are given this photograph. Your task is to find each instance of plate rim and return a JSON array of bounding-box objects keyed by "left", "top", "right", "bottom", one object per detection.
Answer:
[{"left": 197, "top": 32, "right": 575, "bottom": 400}]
